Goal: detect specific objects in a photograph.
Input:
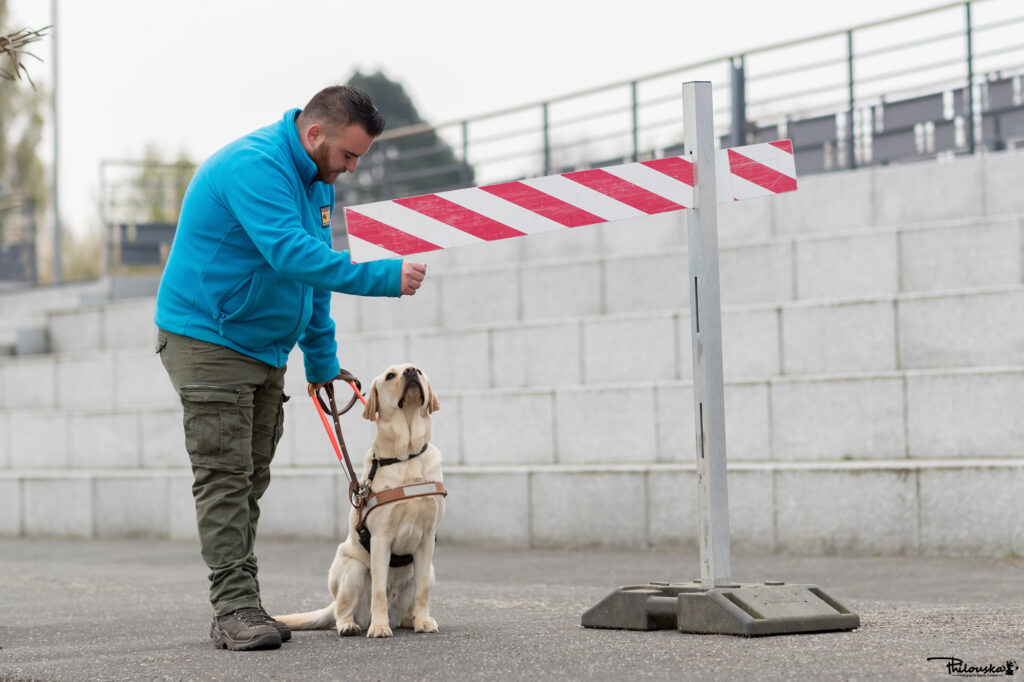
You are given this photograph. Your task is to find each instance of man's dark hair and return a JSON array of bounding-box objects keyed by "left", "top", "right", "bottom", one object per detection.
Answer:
[{"left": 301, "top": 85, "right": 386, "bottom": 137}]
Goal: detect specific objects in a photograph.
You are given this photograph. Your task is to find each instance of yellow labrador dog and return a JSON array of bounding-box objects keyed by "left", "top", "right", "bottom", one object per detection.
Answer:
[{"left": 276, "top": 363, "right": 445, "bottom": 638}]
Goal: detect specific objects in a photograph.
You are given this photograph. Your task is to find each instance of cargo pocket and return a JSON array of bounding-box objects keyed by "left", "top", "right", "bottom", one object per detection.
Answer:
[{"left": 180, "top": 384, "right": 248, "bottom": 472}]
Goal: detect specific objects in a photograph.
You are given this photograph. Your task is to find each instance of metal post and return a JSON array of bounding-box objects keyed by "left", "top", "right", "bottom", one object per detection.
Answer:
[
  {"left": 965, "top": 1, "right": 975, "bottom": 154},
  {"left": 460, "top": 120, "right": 470, "bottom": 186},
  {"left": 847, "top": 30, "right": 856, "bottom": 169},
  {"left": 730, "top": 57, "right": 747, "bottom": 148},
  {"left": 542, "top": 102, "right": 551, "bottom": 175},
  {"left": 630, "top": 81, "right": 639, "bottom": 162},
  {"left": 682, "top": 81, "right": 732, "bottom": 588},
  {"left": 50, "top": 0, "right": 61, "bottom": 283}
]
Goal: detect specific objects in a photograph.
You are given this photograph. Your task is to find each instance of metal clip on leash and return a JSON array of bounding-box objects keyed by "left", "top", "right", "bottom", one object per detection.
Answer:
[{"left": 311, "top": 369, "right": 369, "bottom": 509}]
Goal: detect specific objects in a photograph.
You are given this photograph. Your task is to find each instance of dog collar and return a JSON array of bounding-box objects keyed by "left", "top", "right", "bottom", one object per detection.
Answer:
[{"left": 366, "top": 442, "right": 430, "bottom": 482}]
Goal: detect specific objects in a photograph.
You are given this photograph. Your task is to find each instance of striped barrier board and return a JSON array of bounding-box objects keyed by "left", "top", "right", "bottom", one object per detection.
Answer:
[{"left": 345, "top": 140, "right": 796, "bottom": 262}]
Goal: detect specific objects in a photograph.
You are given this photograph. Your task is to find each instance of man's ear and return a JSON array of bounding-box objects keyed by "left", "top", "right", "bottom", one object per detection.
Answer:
[
  {"left": 302, "top": 122, "right": 325, "bottom": 149},
  {"left": 362, "top": 384, "right": 378, "bottom": 421}
]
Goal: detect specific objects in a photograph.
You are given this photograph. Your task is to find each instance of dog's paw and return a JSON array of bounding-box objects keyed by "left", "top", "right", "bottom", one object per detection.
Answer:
[
  {"left": 400, "top": 615, "right": 415, "bottom": 629},
  {"left": 414, "top": 617, "right": 439, "bottom": 633},
  {"left": 367, "top": 623, "right": 393, "bottom": 638},
  {"left": 337, "top": 621, "right": 361, "bottom": 637}
]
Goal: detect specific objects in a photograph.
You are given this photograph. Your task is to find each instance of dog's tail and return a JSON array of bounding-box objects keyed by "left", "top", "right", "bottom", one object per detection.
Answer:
[{"left": 274, "top": 604, "right": 335, "bottom": 630}]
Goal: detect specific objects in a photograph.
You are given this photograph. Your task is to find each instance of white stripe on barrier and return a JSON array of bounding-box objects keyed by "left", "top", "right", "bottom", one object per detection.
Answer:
[
  {"left": 521, "top": 174, "right": 648, "bottom": 221},
  {"left": 436, "top": 187, "right": 567, "bottom": 235}
]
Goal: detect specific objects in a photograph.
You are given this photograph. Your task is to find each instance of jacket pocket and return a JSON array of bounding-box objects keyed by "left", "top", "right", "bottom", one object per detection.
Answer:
[{"left": 214, "top": 273, "right": 263, "bottom": 333}]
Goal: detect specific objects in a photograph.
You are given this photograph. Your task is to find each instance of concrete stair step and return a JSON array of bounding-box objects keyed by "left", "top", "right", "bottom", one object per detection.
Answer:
[{"left": 2, "top": 458, "right": 1021, "bottom": 557}]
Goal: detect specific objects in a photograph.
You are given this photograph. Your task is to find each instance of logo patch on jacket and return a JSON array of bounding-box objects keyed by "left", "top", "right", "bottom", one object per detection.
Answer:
[{"left": 320, "top": 206, "right": 331, "bottom": 227}]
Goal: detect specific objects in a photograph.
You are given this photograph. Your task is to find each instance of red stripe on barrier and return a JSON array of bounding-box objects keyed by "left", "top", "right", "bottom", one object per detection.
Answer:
[
  {"left": 727, "top": 149, "right": 798, "bottom": 194},
  {"left": 641, "top": 156, "right": 695, "bottom": 188},
  {"left": 394, "top": 194, "right": 526, "bottom": 241},
  {"left": 564, "top": 168, "right": 684, "bottom": 214},
  {"left": 481, "top": 181, "right": 605, "bottom": 228},
  {"left": 345, "top": 209, "right": 442, "bottom": 256},
  {"left": 769, "top": 139, "right": 793, "bottom": 154}
]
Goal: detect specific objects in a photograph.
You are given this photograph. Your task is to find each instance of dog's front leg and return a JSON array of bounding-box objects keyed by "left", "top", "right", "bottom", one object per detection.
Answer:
[
  {"left": 366, "top": 534, "right": 393, "bottom": 638},
  {"left": 411, "top": 534, "right": 438, "bottom": 633}
]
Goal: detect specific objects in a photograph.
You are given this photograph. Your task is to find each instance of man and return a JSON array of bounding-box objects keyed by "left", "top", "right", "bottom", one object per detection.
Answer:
[{"left": 154, "top": 85, "right": 426, "bottom": 651}]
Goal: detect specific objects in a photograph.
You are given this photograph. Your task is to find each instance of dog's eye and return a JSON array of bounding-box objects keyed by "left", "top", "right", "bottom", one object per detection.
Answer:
[{"left": 385, "top": 372, "right": 396, "bottom": 380}]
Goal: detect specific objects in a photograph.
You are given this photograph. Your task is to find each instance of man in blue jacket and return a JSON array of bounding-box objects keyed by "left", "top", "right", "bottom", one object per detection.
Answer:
[{"left": 155, "top": 85, "right": 426, "bottom": 650}]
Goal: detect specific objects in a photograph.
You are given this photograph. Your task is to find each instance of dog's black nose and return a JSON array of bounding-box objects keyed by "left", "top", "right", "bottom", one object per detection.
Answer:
[{"left": 403, "top": 367, "right": 420, "bottom": 376}]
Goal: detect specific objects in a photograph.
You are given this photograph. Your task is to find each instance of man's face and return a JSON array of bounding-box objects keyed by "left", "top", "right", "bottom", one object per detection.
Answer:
[{"left": 310, "top": 124, "right": 374, "bottom": 184}]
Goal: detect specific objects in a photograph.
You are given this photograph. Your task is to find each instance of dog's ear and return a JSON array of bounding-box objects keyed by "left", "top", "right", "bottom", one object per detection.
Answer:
[
  {"left": 362, "top": 384, "right": 378, "bottom": 421},
  {"left": 427, "top": 383, "right": 441, "bottom": 414}
]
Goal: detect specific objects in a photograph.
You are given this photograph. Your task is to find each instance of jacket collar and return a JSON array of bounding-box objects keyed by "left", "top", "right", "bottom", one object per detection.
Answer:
[{"left": 283, "top": 108, "right": 319, "bottom": 188}]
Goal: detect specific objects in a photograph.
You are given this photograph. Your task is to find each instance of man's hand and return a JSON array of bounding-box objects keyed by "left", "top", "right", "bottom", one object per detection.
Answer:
[{"left": 401, "top": 261, "right": 427, "bottom": 296}]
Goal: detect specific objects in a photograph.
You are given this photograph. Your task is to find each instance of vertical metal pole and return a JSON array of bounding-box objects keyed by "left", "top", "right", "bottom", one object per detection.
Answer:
[
  {"left": 460, "top": 120, "right": 470, "bottom": 186},
  {"left": 630, "top": 81, "right": 639, "bottom": 162},
  {"left": 730, "top": 57, "right": 747, "bottom": 147},
  {"left": 965, "top": 1, "right": 975, "bottom": 154},
  {"left": 50, "top": 0, "right": 61, "bottom": 282},
  {"left": 847, "top": 30, "right": 856, "bottom": 169},
  {"left": 542, "top": 102, "right": 551, "bottom": 175},
  {"left": 682, "top": 81, "right": 732, "bottom": 588}
]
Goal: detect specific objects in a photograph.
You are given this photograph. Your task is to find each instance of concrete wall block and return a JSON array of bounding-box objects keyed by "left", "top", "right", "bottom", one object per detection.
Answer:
[
  {"left": 583, "top": 314, "right": 678, "bottom": 383},
  {"left": 782, "top": 301, "right": 897, "bottom": 375},
  {"left": 441, "top": 268, "right": 520, "bottom": 327},
  {"left": 69, "top": 412, "right": 140, "bottom": 469},
  {"left": 9, "top": 411, "right": 69, "bottom": 469},
  {"left": 773, "top": 167, "right": 875, "bottom": 235},
  {"left": 655, "top": 384, "right": 695, "bottom": 463},
  {"left": 286, "top": 395, "right": 377, "bottom": 468},
  {"left": 0, "top": 357, "right": 57, "bottom": 409},
  {"left": 49, "top": 308, "right": 103, "bottom": 353},
  {"left": 140, "top": 409, "right": 187, "bottom": 469},
  {"left": 104, "top": 301, "right": 157, "bottom": 350},
  {"left": 115, "top": 349, "right": 179, "bottom": 409},
  {"left": 604, "top": 253, "right": 689, "bottom": 315},
  {"left": 719, "top": 196, "right": 775, "bottom": 243},
  {"left": 772, "top": 377, "right": 905, "bottom": 460},
  {"left": 408, "top": 329, "right": 491, "bottom": 391},
  {"left": 442, "top": 236, "right": 525, "bottom": 269},
  {"left": 906, "top": 370, "right": 1024, "bottom": 457},
  {"left": 719, "top": 242, "right": 793, "bottom": 306},
  {"left": 530, "top": 470, "right": 647, "bottom": 548},
  {"left": 521, "top": 261, "right": 604, "bottom": 320},
  {"left": 875, "top": 155, "right": 983, "bottom": 224},
  {"left": 0, "top": 412, "right": 9, "bottom": 469},
  {"left": 918, "top": 465, "right": 1024, "bottom": 556},
  {"left": 899, "top": 290, "right": 1024, "bottom": 369},
  {"left": 168, "top": 472, "right": 199, "bottom": 542},
  {"left": 655, "top": 382, "right": 770, "bottom": 463},
  {"left": 332, "top": 333, "right": 410, "bottom": 390},
  {"left": 723, "top": 307, "right": 780, "bottom": 378},
  {"left": 23, "top": 477, "right": 93, "bottom": 537},
  {"left": 460, "top": 390, "right": 555, "bottom": 465},
  {"left": 358, "top": 285, "right": 442, "bottom": 333},
  {"left": 555, "top": 386, "right": 657, "bottom": 464},
  {"left": 491, "top": 322, "right": 582, "bottom": 389},
  {"left": 440, "top": 470, "right": 530, "bottom": 547},
  {"left": 258, "top": 471, "right": 337, "bottom": 539},
  {"left": 984, "top": 148, "right": 1024, "bottom": 216},
  {"left": 0, "top": 479, "right": 20, "bottom": 535},
  {"left": 600, "top": 212, "right": 686, "bottom": 256},
  {"left": 900, "top": 220, "right": 1021, "bottom": 293},
  {"left": 521, "top": 221, "right": 605, "bottom": 261},
  {"left": 94, "top": 476, "right": 171, "bottom": 538},
  {"left": 328, "top": 292, "right": 362, "bottom": 334},
  {"left": 796, "top": 233, "right": 898, "bottom": 301},
  {"left": 56, "top": 352, "right": 116, "bottom": 410},
  {"left": 775, "top": 468, "right": 918, "bottom": 555}
]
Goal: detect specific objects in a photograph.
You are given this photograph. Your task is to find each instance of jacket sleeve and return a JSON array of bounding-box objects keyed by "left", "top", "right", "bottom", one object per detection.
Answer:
[
  {"left": 222, "top": 154, "right": 403, "bottom": 297},
  {"left": 298, "top": 286, "right": 340, "bottom": 383}
]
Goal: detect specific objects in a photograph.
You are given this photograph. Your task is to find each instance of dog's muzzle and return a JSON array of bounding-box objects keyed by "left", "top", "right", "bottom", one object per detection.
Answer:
[{"left": 398, "top": 367, "right": 424, "bottom": 408}]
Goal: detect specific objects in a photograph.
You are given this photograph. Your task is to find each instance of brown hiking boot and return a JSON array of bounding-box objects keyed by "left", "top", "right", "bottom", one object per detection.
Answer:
[
  {"left": 257, "top": 605, "right": 291, "bottom": 642},
  {"left": 210, "top": 608, "right": 282, "bottom": 651}
]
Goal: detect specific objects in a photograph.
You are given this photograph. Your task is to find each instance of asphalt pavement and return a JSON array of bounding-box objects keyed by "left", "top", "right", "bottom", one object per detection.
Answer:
[{"left": 1, "top": 538, "right": 1022, "bottom": 681}]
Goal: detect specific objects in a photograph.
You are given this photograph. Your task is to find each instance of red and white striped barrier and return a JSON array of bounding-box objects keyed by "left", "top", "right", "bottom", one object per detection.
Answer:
[{"left": 345, "top": 139, "right": 796, "bottom": 262}]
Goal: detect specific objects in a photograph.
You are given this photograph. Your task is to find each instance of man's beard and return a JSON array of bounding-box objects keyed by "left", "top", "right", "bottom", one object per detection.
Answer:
[{"left": 311, "top": 142, "right": 343, "bottom": 183}]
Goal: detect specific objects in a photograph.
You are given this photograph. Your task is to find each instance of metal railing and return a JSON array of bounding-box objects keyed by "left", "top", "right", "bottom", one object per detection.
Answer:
[{"left": 339, "top": 0, "right": 1024, "bottom": 208}]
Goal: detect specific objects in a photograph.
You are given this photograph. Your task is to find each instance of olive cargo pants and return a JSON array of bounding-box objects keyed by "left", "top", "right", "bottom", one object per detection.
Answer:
[{"left": 156, "top": 329, "right": 287, "bottom": 616}]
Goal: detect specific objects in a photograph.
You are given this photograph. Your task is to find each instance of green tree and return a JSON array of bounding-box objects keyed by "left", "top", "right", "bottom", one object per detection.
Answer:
[
  {"left": 131, "top": 144, "right": 195, "bottom": 224},
  {"left": 338, "top": 69, "right": 473, "bottom": 206}
]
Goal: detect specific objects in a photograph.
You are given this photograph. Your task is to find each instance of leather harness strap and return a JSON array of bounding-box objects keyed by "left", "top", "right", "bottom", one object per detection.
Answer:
[{"left": 313, "top": 371, "right": 447, "bottom": 568}]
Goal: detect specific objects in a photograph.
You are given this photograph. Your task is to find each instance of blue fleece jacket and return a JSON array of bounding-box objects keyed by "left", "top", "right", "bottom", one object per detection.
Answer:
[{"left": 154, "top": 109, "right": 403, "bottom": 382}]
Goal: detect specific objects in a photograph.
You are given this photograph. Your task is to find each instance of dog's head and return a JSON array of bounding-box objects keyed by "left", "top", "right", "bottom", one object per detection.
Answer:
[{"left": 362, "top": 363, "right": 440, "bottom": 422}]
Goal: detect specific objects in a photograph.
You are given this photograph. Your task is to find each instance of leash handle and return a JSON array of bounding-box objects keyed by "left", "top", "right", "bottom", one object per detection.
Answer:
[{"left": 312, "top": 370, "right": 367, "bottom": 507}]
